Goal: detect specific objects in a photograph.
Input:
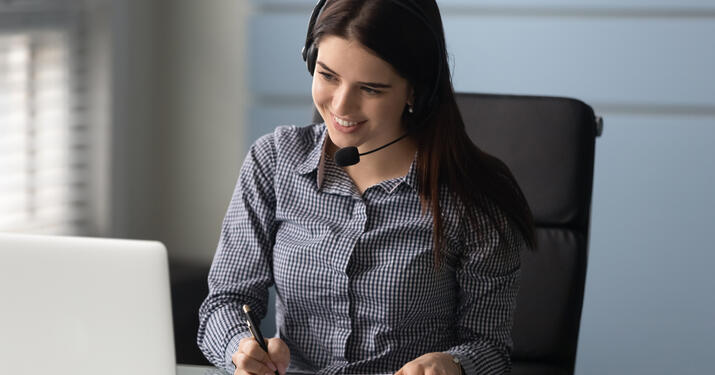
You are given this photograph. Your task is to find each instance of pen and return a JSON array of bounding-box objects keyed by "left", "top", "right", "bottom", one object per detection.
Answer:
[{"left": 242, "top": 304, "right": 280, "bottom": 375}]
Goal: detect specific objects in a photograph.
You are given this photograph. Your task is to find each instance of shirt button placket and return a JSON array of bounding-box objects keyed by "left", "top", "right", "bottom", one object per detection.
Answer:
[{"left": 330, "top": 197, "right": 367, "bottom": 364}]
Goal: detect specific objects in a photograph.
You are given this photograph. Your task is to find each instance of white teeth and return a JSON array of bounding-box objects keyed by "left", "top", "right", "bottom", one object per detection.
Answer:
[{"left": 334, "top": 116, "right": 359, "bottom": 127}]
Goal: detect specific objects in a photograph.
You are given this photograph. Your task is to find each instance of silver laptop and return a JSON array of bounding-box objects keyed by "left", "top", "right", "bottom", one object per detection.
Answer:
[{"left": 0, "top": 233, "right": 176, "bottom": 375}]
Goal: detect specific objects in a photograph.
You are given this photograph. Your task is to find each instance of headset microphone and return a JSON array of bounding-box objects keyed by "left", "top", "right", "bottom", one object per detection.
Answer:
[{"left": 334, "top": 133, "right": 409, "bottom": 167}]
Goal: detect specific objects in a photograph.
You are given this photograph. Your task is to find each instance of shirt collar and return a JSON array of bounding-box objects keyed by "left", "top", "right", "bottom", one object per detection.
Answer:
[
  {"left": 380, "top": 152, "right": 418, "bottom": 194},
  {"left": 295, "top": 124, "right": 328, "bottom": 177}
]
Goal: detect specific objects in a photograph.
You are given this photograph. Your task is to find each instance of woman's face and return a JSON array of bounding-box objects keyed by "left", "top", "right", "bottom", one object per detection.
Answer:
[{"left": 312, "top": 35, "right": 413, "bottom": 152}]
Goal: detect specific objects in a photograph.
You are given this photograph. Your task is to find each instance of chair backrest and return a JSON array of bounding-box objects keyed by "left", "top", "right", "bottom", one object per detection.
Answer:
[
  {"left": 455, "top": 93, "right": 598, "bottom": 375},
  {"left": 312, "top": 92, "right": 599, "bottom": 375}
]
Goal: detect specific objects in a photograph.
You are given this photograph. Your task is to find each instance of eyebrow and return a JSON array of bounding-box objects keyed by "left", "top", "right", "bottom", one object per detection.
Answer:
[{"left": 316, "top": 61, "right": 393, "bottom": 89}]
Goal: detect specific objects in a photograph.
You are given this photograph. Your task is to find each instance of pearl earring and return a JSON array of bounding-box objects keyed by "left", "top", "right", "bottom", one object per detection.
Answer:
[{"left": 408, "top": 104, "right": 414, "bottom": 114}]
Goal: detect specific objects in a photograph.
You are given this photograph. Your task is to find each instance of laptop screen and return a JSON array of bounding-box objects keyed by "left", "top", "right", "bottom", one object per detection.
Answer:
[{"left": 0, "top": 233, "right": 176, "bottom": 375}]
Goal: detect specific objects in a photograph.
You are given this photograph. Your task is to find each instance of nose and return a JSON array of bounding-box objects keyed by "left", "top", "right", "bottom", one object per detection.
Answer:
[{"left": 331, "top": 84, "right": 359, "bottom": 115}]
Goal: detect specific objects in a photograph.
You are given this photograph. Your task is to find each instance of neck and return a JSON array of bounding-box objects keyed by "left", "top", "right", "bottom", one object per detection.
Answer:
[{"left": 328, "top": 134, "right": 417, "bottom": 180}]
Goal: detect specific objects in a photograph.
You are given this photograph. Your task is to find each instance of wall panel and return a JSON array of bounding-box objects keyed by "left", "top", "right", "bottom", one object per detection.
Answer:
[
  {"left": 250, "top": 13, "right": 715, "bottom": 109},
  {"left": 577, "top": 113, "right": 715, "bottom": 374},
  {"left": 254, "top": 0, "right": 715, "bottom": 10},
  {"left": 445, "top": 16, "right": 715, "bottom": 107}
]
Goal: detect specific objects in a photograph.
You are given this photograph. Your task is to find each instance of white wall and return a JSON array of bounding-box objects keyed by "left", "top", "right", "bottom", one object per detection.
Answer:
[
  {"left": 110, "top": 0, "right": 250, "bottom": 265},
  {"left": 158, "top": 0, "right": 250, "bottom": 264},
  {"left": 109, "top": 0, "right": 163, "bottom": 241}
]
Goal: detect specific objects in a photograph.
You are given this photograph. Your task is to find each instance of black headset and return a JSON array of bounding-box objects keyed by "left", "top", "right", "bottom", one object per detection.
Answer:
[{"left": 301, "top": 0, "right": 445, "bottom": 115}]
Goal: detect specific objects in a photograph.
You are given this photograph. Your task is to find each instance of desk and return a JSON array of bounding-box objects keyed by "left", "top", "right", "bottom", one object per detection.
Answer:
[
  {"left": 177, "top": 365, "right": 231, "bottom": 375},
  {"left": 176, "top": 365, "right": 316, "bottom": 375}
]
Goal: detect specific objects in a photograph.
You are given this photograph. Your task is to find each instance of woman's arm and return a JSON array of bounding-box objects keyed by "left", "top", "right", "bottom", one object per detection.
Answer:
[
  {"left": 197, "top": 133, "right": 279, "bottom": 372},
  {"left": 445, "top": 204, "right": 522, "bottom": 375}
]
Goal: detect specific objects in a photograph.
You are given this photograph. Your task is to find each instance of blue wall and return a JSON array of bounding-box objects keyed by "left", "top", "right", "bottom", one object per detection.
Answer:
[{"left": 246, "top": 1, "right": 715, "bottom": 374}]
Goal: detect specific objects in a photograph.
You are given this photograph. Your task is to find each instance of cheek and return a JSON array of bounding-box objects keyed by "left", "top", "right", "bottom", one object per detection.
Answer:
[
  {"left": 372, "top": 99, "right": 405, "bottom": 122},
  {"left": 312, "top": 78, "right": 329, "bottom": 107}
]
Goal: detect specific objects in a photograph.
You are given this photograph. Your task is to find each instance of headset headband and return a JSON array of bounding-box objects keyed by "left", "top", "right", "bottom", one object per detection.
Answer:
[{"left": 301, "top": 0, "right": 444, "bottom": 114}]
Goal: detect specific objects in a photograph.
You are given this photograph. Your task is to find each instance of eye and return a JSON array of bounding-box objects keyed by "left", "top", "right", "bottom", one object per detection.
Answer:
[
  {"left": 318, "top": 72, "right": 336, "bottom": 82},
  {"left": 361, "top": 86, "right": 382, "bottom": 95}
]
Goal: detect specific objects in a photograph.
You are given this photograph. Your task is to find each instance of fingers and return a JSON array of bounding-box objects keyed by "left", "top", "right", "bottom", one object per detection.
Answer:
[
  {"left": 395, "top": 352, "right": 459, "bottom": 375},
  {"left": 266, "top": 338, "right": 291, "bottom": 375},
  {"left": 395, "top": 364, "right": 415, "bottom": 375},
  {"left": 232, "top": 351, "right": 276, "bottom": 375},
  {"left": 395, "top": 365, "right": 445, "bottom": 375},
  {"left": 234, "top": 337, "right": 278, "bottom": 375}
]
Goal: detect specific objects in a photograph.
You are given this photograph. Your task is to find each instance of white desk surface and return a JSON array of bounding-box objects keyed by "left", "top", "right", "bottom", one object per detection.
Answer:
[
  {"left": 177, "top": 364, "right": 322, "bottom": 375},
  {"left": 177, "top": 364, "right": 230, "bottom": 375}
]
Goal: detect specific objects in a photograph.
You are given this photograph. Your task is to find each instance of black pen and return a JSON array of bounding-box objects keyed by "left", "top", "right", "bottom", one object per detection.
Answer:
[{"left": 242, "top": 304, "right": 280, "bottom": 375}]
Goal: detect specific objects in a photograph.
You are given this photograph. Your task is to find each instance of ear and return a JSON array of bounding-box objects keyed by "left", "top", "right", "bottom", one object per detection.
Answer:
[{"left": 407, "top": 86, "right": 415, "bottom": 106}]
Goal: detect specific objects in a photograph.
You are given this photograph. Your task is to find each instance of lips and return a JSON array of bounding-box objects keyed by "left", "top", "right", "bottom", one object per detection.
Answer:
[
  {"left": 331, "top": 112, "right": 365, "bottom": 126},
  {"left": 329, "top": 111, "right": 366, "bottom": 134}
]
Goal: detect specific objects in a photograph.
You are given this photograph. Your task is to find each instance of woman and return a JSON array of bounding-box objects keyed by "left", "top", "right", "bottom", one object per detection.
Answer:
[{"left": 198, "top": 1, "right": 535, "bottom": 374}]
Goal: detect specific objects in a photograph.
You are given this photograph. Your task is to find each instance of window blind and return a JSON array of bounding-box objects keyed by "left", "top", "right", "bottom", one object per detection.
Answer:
[{"left": 0, "top": 0, "right": 89, "bottom": 234}]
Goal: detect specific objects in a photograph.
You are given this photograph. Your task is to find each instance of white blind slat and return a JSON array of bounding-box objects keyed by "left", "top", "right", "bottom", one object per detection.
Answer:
[
  {"left": 0, "top": 1, "right": 89, "bottom": 235},
  {"left": 0, "top": 184, "right": 86, "bottom": 211}
]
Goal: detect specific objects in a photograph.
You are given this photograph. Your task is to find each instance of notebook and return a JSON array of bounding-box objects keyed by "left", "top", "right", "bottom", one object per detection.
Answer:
[{"left": 0, "top": 233, "right": 176, "bottom": 375}]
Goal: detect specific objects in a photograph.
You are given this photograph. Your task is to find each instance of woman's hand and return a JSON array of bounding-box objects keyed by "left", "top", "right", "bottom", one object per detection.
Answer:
[
  {"left": 232, "top": 337, "right": 290, "bottom": 375},
  {"left": 394, "top": 352, "right": 462, "bottom": 375}
]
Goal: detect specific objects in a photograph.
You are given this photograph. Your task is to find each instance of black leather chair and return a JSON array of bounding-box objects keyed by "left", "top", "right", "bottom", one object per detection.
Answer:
[
  {"left": 170, "top": 260, "right": 211, "bottom": 365},
  {"left": 455, "top": 93, "right": 600, "bottom": 375}
]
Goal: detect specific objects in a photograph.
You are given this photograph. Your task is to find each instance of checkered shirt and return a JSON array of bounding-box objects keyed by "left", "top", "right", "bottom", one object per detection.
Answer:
[{"left": 197, "top": 123, "right": 522, "bottom": 374}]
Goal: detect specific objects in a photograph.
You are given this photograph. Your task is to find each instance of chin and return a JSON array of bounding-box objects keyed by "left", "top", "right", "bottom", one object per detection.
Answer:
[{"left": 325, "top": 128, "right": 349, "bottom": 148}]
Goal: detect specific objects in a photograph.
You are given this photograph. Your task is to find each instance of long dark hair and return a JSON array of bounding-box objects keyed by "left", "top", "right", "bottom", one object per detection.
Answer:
[{"left": 312, "top": 0, "right": 536, "bottom": 261}]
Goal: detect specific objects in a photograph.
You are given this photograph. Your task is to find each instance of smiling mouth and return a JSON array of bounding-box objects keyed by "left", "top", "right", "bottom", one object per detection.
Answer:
[
  {"left": 335, "top": 116, "right": 359, "bottom": 127},
  {"left": 331, "top": 112, "right": 365, "bottom": 128}
]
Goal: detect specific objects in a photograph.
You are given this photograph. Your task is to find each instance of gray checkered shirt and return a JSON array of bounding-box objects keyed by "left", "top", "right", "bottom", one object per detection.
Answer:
[{"left": 198, "top": 124, "right": 522, "bottom": 374}]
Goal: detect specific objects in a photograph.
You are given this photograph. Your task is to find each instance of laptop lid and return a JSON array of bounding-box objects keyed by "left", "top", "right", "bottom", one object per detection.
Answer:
[{"left": 0, "top": 233, "right": 176, "bottom": 375}]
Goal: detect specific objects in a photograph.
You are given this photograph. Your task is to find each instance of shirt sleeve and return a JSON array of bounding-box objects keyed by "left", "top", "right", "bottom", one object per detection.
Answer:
[
  {"left": 197, "top": 133, "right": 278, "bottom": 372},
  {"left": 445, "top": 201, "right": 523, "bottom": 375}
]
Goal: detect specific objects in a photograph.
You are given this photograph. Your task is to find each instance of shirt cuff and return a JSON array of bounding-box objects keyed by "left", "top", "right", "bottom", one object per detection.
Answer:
[
  {"left": 224, "top": 331, "right": 253, "bottom": 372},
  {"left": 445, "top": 348, "right": 476, "bottom": 375}
]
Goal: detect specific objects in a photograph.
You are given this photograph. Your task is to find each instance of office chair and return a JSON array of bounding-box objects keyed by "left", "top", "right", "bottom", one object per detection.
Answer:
[
  {"left": 312, "top": 92, "right": 600, "bottom": 375},
  {"left": 455, "top": 93, "right": 600, "bottom": 375},
  {"left": 169, "top": 260, "right": 211, "bottom": 365}
]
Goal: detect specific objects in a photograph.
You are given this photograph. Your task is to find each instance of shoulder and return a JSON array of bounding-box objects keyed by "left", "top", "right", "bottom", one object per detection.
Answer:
[
  {"left": 246, "top": 123, "right": 323, "bottom": 165},
  {"left": 272, "top": 123, "right": 324, "bottom": 154},
  {"left": 250, "top": 123, "right": 323, "bottom": 158},
  {"left": 238, "top": 124, "right": 323, "bottom": 196}
]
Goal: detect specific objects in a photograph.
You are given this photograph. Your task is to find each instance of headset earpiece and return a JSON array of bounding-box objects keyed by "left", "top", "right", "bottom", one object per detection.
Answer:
[
  {"left": 304, "top": 43, "right": 318, "bottom": 76},
  {"left": 303, "top": 0, "right": 327, "bottom": 76}
]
